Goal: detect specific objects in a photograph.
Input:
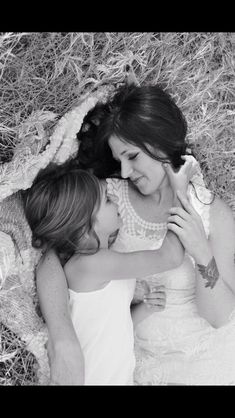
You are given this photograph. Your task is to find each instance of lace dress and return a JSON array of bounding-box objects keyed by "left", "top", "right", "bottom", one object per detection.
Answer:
[{"left": 106, "top": 167, "right": 235, "bottom": 385}]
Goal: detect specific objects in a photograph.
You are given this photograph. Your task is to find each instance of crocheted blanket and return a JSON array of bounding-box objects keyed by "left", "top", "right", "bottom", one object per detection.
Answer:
[{"left": 0, "top": 86, "right": 112, "bottom": 384}]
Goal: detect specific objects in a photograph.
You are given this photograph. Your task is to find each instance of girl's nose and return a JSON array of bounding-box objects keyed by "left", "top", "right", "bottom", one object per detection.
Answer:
[{"left": 121, "top": 160, "right": 133, "bottom": 179}]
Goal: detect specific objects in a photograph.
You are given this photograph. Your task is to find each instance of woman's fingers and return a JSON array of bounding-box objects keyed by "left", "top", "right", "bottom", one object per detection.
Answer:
[
  {"left": 167, "top": 222, "right": 184, "bottom": 238},
  {"left": 176, "top": 191, "right": 198, "bottom": 216},
  {"left": 168, "top": 205, "right": 191, "bottom": 221},
  {"left": 167, "top": 214, "right": 186, "bottom": 228},
  {"left": 163, "top": 162, "right": 175, "bottom": 176}
]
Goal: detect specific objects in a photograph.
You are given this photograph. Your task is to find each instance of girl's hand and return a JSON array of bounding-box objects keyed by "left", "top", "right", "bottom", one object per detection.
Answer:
[
  {"left": 143, "top": 281, "right": 166, "bottom": 311},
  {"left": 164, "top": 156, "right": 197, "bottom": 197},
  {"left": 167, "top": 191, "right": 213, "bottom": 264}
]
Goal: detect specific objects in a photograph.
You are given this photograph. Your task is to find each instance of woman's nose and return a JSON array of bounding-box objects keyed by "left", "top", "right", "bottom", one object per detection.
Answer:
[{"left": 121, "top": 160, "right": 133, "bottom": 179}]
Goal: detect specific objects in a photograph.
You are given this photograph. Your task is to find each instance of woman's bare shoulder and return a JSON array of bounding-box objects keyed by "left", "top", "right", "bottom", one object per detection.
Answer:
[{"left": 210, "top": 195, "right": 235, "bottom": 236}]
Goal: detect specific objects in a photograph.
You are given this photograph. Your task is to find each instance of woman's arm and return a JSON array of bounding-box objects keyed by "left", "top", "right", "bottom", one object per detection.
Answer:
[
  {"left": 36, "top": 249, "right": 85, "bottom": 385},
  {"left": 195, "top": 197, "right": 235, "bottom": 327},
  {"left": 168, "top": 192, "right": 235, "bottom": 327},
  {"left": 209, "top": 196, "right": 235, "bottom": 294}
]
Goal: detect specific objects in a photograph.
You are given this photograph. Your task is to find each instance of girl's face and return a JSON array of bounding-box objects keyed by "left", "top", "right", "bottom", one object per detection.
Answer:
[
  {"left": 93, "top": 181, "right": 122, "bottom": 239},
  {"left": 108, "top": 135, "right": 169, "bottom": 195}
]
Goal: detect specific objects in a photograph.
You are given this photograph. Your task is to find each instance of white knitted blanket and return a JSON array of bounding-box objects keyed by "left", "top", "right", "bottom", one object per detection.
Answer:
[{"left": 0, "top": 86, "right": 112, "bottom": 384}]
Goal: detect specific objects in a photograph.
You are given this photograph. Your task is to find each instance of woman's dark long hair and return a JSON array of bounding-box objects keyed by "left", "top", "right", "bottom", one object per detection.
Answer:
[{"left": 77, "top": 83, "right": 188, "bottom": 178}]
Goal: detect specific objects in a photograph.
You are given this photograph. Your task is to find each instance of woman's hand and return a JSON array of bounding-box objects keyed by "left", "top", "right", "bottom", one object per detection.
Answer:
[
  {"left": 167, "top": 191, "right": 213, "bottom": 264},
  {"left": 164, "top": 156, "right": 197, "bottom": 197},
  {"left": 47, "top": 338, "right": 85, "bottom": 385}
]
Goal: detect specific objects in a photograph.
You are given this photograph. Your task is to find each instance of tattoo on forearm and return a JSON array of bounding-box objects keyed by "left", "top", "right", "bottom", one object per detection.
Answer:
[{"left": 197, "top": 257, "right": 219, "bottom": 289}]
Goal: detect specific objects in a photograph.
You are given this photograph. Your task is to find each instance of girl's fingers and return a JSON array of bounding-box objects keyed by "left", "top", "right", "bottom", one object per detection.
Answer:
[
  {"left": 144, "top": 299, "right": 166, "bottom": 307},
  {"left": 142, "top": 280, "right": 151, "bottom": 294},
  {"left": 144, "top": 297, "right": 166, "bottom": 304},
  {"left": 144, "top": 291, "right": 166, "bottom": 300},
  {"left": 146, "top": 304, "right": 165, "bottom": 310}
]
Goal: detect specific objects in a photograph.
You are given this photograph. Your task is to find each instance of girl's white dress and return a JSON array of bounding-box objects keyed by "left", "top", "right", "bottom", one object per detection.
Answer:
[
  {"left": 106, "top": 163, "right": 235, "bottom": 385},
  {"left": 68, "top": 279, "right": 136, "bottom": 385}
]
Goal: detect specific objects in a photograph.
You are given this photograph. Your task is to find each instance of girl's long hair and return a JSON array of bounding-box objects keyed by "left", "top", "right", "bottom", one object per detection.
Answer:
[{"left": 23, "top": 161, "right": 101, "bottom": 264}]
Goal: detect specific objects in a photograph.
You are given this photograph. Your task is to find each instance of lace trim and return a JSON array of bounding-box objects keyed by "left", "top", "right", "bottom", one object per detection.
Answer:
[
  {"left": 106, "top": 158, "right": 211, "bottom": 241},
  {"left": 123, "top": 181, "right": 167, "bottom": 230},
  {"left": 106, "top": 178, "right": 167, "bottom": 241}
]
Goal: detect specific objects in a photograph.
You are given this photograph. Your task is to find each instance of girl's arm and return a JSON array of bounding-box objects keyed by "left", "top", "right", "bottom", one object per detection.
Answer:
[
  {"left": 71, "top": 228, "right": 184, "bottom": 283},
  {"left": 36, "top": 250, "right": 85, "bottom": 385}
]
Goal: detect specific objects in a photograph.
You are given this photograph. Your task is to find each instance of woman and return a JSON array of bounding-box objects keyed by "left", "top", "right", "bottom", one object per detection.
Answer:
[{"left": 36, "top": 83, "right": 235, "bottom": 385}]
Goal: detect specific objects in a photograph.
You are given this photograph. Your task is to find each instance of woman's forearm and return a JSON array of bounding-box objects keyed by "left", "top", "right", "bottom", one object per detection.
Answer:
[
  {"left": 36, "top": 250, "right": 85, "bottom": 384},
  {"left": 36, "top": 251, "right": 78, "bottom": 344}
]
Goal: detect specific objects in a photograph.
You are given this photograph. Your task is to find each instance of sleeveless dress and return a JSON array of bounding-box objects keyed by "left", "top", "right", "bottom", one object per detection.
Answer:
[
  {"left": 68, "top": 279, "right": 136, "bottom": 385},
  {"left": 106, "top": 160, "right": 235, "bottom": 385}
]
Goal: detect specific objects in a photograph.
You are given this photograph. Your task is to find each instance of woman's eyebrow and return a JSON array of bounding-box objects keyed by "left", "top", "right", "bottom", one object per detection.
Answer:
[{"left": 120, "top": 149, "right": 136, "bottom": 156}]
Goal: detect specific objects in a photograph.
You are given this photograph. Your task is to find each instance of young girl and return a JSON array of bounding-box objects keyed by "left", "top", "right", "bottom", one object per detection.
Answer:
[{"left": 24, "top": 161, "right": 186, "bottom": 385}]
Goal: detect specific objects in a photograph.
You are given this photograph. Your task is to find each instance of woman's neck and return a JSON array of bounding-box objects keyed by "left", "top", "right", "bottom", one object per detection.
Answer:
[
  {"left": 151, "top": 182, "right": 173, "bottom": 206},
  {"left": 128, "top": 176, "right": 174, "bottom": 223},
  {"left": 135, "top": 174, "right": 173, "bottom": 206}
]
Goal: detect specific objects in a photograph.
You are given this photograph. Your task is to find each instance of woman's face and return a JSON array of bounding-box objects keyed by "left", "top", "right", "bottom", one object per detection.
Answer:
[{"left": 108, "top": 135, "right": 168, "bottom": 195}]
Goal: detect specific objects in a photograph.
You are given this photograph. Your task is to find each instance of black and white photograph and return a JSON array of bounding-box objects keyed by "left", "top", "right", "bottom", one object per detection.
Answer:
[{"left": 0, "top": 32, "right": 234, "bottom": 386}]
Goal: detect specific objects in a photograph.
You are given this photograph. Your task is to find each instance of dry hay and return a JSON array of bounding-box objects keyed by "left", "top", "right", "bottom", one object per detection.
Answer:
[{"left": 0, "top": 32, "right": 234, "bottom": 385}]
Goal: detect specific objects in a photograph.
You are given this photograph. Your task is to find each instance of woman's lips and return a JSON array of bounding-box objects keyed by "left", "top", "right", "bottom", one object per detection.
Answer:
[{"left": 132, "top": 176, "right": 144, "bottom": 185}]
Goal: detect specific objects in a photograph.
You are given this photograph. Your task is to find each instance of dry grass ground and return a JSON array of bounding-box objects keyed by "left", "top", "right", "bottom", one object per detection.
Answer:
[{"left": 0, "top": 32, "right": 234, "bottom": 385}]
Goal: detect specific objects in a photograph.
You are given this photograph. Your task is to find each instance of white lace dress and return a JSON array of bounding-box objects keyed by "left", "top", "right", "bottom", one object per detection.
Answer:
[{"left": 106, "top": 169, "right": 235, "bottom": 385}]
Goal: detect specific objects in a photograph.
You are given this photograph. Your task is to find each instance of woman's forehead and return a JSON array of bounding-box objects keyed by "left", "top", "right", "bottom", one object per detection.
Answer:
[{"left": 108, "top": 134, "right": 139, "bottom": 154}]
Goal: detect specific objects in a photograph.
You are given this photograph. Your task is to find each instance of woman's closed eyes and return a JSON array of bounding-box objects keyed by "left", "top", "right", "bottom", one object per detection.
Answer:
[{"left": 128, "top": 153, "right": 139, "bottom": 161}]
